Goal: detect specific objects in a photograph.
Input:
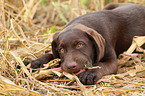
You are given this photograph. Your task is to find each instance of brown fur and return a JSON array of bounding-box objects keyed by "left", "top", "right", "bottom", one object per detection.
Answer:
[{"left": 24, "top": 3, "right": 145, "bottom": 84}]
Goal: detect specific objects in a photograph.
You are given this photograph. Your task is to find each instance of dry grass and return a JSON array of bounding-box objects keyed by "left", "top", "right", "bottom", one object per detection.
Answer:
[{"left": 0, "top": 0, "right": 145, "bottom": 95}]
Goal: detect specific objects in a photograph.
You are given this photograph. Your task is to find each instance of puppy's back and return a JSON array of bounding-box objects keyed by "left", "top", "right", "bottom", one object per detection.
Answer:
[{"left": 104, "top": 3, "right": 142, "bottom": 10}]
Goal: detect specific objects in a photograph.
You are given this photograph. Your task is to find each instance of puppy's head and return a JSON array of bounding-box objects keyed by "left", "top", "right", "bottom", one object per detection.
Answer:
[{"left": 52, "top": 24, "right": 105, "bottom": 73}]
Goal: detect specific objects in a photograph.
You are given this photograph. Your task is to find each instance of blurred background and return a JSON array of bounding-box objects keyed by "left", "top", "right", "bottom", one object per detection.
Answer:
[
  {"left": 1, "top": 0, "right": 145, "bottom": 28},
  {"left": 0, "top": 0, "right": 145, "bottom": 95}
]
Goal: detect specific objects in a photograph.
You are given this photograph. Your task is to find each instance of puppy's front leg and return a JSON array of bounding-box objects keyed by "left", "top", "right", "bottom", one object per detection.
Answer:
[
  {"left": 78, "top": 49, "right": 118, "bottom": 85},
  {"left": 23, "top": 52, "right": 54, "bottom": 69}
]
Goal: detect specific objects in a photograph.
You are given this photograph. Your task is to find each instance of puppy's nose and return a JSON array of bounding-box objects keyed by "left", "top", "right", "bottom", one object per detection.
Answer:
[{"left": 67, "top": 62, "right": 77, "bottom": 73}]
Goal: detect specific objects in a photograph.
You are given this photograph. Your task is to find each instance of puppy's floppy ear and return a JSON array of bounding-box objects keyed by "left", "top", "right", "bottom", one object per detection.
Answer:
[
  {"left": 85, "top": 28, "right": 105, "bottom": 62},
  {"left": 51, "top": 31, "right": 60, "bottom": 58},
  {"left": 73, "top": 24, "right": 105, "bottom": 62}
]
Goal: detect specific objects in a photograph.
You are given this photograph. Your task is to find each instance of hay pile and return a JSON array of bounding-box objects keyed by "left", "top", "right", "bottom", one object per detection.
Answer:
[{"left": 0, "top": 0, "right": 145, "bottom": 95}]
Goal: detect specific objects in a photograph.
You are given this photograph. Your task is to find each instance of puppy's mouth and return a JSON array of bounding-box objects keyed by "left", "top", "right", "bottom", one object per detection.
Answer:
[
  {"left": 61, "top": 61, "right": 91, "bottom": 75},
  {"left": 74, "top": 69, "right": 85, "bottom": 75},
  {"left": 53, "top": 67, "right": 85, "bottom": 76},
  {"left": 69, "top": 62, "right": 92, "bottom": 75},
  {"left": 74, "top": 62, "right": 93, "bottom": 75}
]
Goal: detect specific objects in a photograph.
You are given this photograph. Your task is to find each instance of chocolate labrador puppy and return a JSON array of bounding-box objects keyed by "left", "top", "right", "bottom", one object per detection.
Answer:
[{"left": 24, "top": 3, "right": 145, "bottom": 84}]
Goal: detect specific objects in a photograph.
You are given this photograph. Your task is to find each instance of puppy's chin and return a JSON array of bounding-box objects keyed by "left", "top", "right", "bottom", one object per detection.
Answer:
[{"left": 61, "top": 66, "right": 85, "bottom": 75}]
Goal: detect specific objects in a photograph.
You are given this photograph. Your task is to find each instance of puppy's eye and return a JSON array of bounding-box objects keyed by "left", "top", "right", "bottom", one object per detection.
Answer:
[
  {"left": 76, "top": 42, "right": 84, "bottom": 49},
  {"left": 59, "top": 48, "right": 64, "bottom": 53}
]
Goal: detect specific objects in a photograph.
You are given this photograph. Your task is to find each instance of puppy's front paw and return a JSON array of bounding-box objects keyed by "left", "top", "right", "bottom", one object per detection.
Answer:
[
  {"left": 30, "top": 60, "right": 43, "bottom": 68},
  {"left": 23, "top": 60, "right": 43, "bottom": 69},
  {"left": 78, "top": 69, "right": 102, "bottom": 85}
]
